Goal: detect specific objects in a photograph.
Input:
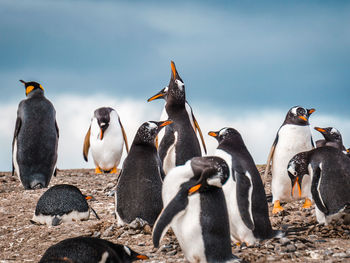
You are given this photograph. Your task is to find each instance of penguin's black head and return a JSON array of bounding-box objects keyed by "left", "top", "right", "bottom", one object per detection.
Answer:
[
  {"left": 134, "top": 120, "right": 173, "bottom": 146},
  {"left": 166, "top": 61, "right": 186, "bottom": 106},
  {"left": 147, "top": 86, "right": 168, "bottom": 102},
  {"left": 19, "top": 80, "right": 44, "bottom": 96},
  {"left": 94, "top": 107, "right": 114, "bottom": 140},
  {"left": 208, "top": 127, "right": 243, "bottom": 145},
  {"left": 287, "top": 151, "right": 310, "bottom": 198},
  {"left": 284, "top": 106, "right": 315, "bottom": 126},
  {"left": 314, "top": 127, "right": 342, "bottom": 143},
  {"left": 115, "top": 244, "right": 149, "bottom": 261}
]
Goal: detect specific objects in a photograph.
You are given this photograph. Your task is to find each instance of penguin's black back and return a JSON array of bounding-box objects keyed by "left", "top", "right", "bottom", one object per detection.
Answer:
[
  {"left": 35, "top": 184, "right": 88, "bottom": 216},
  {"left": 116, "top": 144, "right": 163, "bottom": 225},
  {"left": 16, "top": 92, "right": 58, "bottom": 189}
]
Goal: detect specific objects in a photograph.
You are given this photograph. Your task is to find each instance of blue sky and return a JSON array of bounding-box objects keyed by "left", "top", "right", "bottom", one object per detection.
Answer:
[{"left": 0, "top": 0, "right": 349, "bottom": 170}]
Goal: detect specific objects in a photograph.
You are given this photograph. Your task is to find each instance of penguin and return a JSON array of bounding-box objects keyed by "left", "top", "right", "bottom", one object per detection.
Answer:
[
  {"left": 208, "top": 128, "right": 282, "bottom": 245},
  {"left": 147, "top": 86, "right": 207, "bottom": 154},
  {"left": 287, "top": 146, "right": 350, "bottom": 225},
  {"left": 153, "top": 156, "right": 240, "bottom": 263},
  {"left": 147, "top": 61, "right": 202, "bottom": 174},
  {"left": 31, "top": 184, "right": 100, "bottom": 226},
  {"left": 314, "top": 126, "right": 346, "bottom": 151},
  {"left": 264, "top": 106, "right": 315, "bottom": 214},
  {"left": 12, "top": 80, "right": 58, "bottom": 190},
  {"left": 115, "top": 120, "right": 172, "bottom": 226},
  {"left": 39, "top": 236, "right": 149, "bottom": 263},
  {"left": 83, "top": 107, "right": 129, "bottom": 174}
]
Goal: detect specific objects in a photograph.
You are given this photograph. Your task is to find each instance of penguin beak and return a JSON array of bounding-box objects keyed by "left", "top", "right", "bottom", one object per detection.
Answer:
[
  {"left": 314, "top": 127, "right": 326, "bottom": 133},
  {"left": 170, "top": 60, "right": 177, "bottom": 79},
  {"left": 208, "top": 131, "right": 218, "bottom": 137},
  {"left": 147, "top": 90, "right": 166, "bottom": 102},
  {"left": 19, "top": 80, "right": 26, "bottom": 84},
  {"left": 188, "top": 184, "right": 201, "bottom": 195},
  {"left": 99, "top": 123, "right": 108, "bottom": 140},
  {"left": 291, "top": 177, "right": 302, "bottom": 198},
  {"left": 159, "top": 120, "right": 173, "bottom": 127},
  {"left": 136, "top": 255, "right": 149, "bottom": 260},
  {"left": 298, "top": 115, "right": 308, "bottom": 122},
  {"left": 308, "top": 108, "right": 316, "bottom": 116}
]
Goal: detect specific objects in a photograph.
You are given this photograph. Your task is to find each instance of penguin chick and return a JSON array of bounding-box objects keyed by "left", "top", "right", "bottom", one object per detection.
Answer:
[
  {"left": 115, "top": 120, "right": 172, "bottom": 226},
  {"left": 12, "top": 80, "right": 59, "bottom": 190},
  {"left": 31, "top": 184, "right": 100, "bottom": 226},
  {"left": 287, "top": 147, "right": 350, "bottom": 225},
  {"left": 83, "top": 107, "right": 129, "bottom": 174},
  {"left": 314, "top": 126, "right": 346, "bottom": 151},
  {"left": 39, "top": 236, "right": 148, "bottom": 263}
]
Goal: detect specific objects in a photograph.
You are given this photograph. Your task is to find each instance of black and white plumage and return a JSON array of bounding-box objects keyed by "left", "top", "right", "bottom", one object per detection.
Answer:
[
  {"left": 209, "top": 128, "right": 282, "bottom": 244},
  {"left": 31, "top": 184, "right": 99, "bottom": 226},
  {"left": 314, "top": 126, "right": 346, "bottom": 151},
  {"left": 153, "top": 156, "right": 240, "bottom": 263},
  {"left": 39, "top": 236, "right": 148, "bottom": 263},
  {"left": 287, "top": 146, "right": 350, "bottom": 225},
  {"left": 83, "top": 107, "right": 129, "bottom": 174},
  {"left": 264, "top": 106, "right": 315, "bottom": 214},
  {"left": 12, "top": 80, "right": 59, "bottom": 190},
  {"left": 115, "top": 120, "right": 172, "bottom": 226}
]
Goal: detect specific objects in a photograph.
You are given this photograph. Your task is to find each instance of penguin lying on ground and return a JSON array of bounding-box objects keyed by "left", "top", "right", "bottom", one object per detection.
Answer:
[
  {"left": 147, "top": 86, "right": 207, "bottom": 154},
  {"left": 83, "top": 107, "right": 129, "bottom": 174},
  {"left": 31, "top": 184, "right": 99, "bottom": 226},
  {"left": 115, "top": 120, "right": 172, "bottom": 226},
  {"left": 153, "top": 156, "right": 240, "bottom": 263},
  {"left": 12, "top": 80, "right": 59, "bottom": 189},
  {"left": 208, "top": 128, "right": 283, "bottom": 245},
  {"left": 287, "top": 146, "right": 350, "bottom": 225},
  {"left": 314, "top": 126, "right": 346, "bottom": 151},
  {"left": 39, "top": 236, "right": 148, "bottom": 263},
  {"left": 147, "top": 61, "right": 201, "bottom": 175},
  {"left": 264, "top": 106, "right": 315, "bottom": 214}
]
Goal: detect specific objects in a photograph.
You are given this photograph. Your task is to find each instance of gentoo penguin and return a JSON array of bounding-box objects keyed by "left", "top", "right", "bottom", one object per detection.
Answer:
[
  {"left": 314, "top": 126, "right": 346, "bottom": 151},
  {"left": 153, "top": 156, "right": 240, "bottom": 263},
  {"left": 208, "top": 128, "right": 282, "bottom": 245},
  {"left": 12, "top": 80, "right": 58, "bottom": 190},
  {"left": 115, "top": 120, "right": 172, "bottom": 226},
  {"left": 31, "top": 184, "right": 100, "bottom": 226},
  {"left": 147, "top": 61, "right": 202, "bottom": 174},
  {"left": 287, "top": 147, "right": 350, "bottom": 225},
  {"left": 264, "top": 106, "right": 315, "bottom": 214},
  {"left": 39, "top": 236, "right": 148, "bottom": 263},
  {"left": 147, "top": 86, "right": 207, "bottom": 154},
  {"left": 83, "top": 107, "right": 129, "bottom": 174}
]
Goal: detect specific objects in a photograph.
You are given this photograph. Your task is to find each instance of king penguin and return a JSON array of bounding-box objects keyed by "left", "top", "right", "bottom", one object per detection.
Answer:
[
  {"left": 12, "top": 80, "right": 58, "bottom": 190},
  {"left": 208, "top": 127, "right": 282, "bottom": 245},
  {"left": 147, "top": 86, "right": 207, "bottom": 154},
  {"left": 153, "top": 156, "right": 240, "bottom": 263},
  {"left": 314, "top": 126, "right": 346, "bottom": 151},
  {"left": 287, "top": 147, "right": 350, "bottom": 225},
  {"left": 264, "top": 106, "right": 315, "bottom": 214},
  {"left": 31, "top": 184, "right": 100, "bottom": 226},
  {"left": 115, "top": 120, "right": 172, "bottom": 226},
  {"left": 39, "top": 236, "right": 149, "bottom": 263},
  {"left": 147, "top": 61, "right": 201, "bottom": 175},
  {"left": 83, "top": 107, "right": 129, "bottom": 174}
]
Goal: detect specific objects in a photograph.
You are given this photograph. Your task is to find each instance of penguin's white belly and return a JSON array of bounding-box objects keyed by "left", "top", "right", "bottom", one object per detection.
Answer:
[
  {"left": 272, "top": 125, "right": 312, "bottom": 201},
  {"left": 162, "top": 132, "right": 178, "bottom": 175},
  {"left": 32, "top": 210, "right": 90, "bottom": 226},
  {"left": 157, "top": 106, "right": 168, "bottom": 143}
]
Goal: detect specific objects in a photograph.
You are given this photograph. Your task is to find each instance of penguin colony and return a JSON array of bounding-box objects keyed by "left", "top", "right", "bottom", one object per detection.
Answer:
[{"left": 10, "top": 61, "right": 349, "bottom": 263}]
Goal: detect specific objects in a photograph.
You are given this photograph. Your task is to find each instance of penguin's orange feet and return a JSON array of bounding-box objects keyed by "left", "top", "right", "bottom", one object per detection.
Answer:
[
  {"left": 272, "top": 200, "right": 284, "bottom": 214},
  {"left": 110, "top": 166, "right": 117, "bottom": 174},
  {"left": 302, "top": 198, "right": 312, "bottom": 209},
  {"left": 95, "top": 167, "right": 103, "bottom": 174}
]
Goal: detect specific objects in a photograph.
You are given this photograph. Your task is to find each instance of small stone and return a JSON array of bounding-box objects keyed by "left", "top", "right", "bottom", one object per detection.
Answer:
[
  {"left": 143, "top": 225, "right": 152, "bottom": 235},
  {"left": 333, "top": 252, "right": 349, "bottom": 258},
  {"left": 92, "top": 231, "right": 101, "bottom": 238},
  {"left": 167, "top": 250, "right": 177, "bottom": 256},
  {"left": 102, "top": 225, "right": 114, "bottom": 237},
  {"left": 324, "top": 249, "right": 333, "bottom": 256},
  {"left": 295, "top": 242, "right": 306, "bottom": 250},
  {"left": 159, "top": 244, "right": 172, "bottom": 252},
  {"left": 279, "top": 237, "right": 291, "bottom": 246},
  {"left": 286, "top": 244, "right": 296, "bottom": 252}
]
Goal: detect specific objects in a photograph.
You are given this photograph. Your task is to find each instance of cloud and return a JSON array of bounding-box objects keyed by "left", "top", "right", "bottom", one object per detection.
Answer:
[{"left": 1, "top": 93, "right": 349, "bottom": 171}]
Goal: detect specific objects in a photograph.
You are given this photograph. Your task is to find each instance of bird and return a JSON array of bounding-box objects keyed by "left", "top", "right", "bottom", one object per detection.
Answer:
[
  {"left": 115, "top": 120, "right": 172, "bottom": 226},
  {"left": 12, "top": 80, "right": 59, "bottom": 189},
  {"left": 153, "top": 156, "right": 240, "bottom": 263},
  {"left": 314, "top": 126, "right": 346, "bottom": 151},
  {"left": 83, "top": 107, "right": 129, "bottom": 174},
  {"left": 264, "top": 106, "right": 315, "bottom": 214}
]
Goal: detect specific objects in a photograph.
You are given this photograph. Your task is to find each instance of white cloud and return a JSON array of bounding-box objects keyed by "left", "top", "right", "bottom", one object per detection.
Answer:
[{"left": 1, "top": 94, "right": 349, "bottom": 171}]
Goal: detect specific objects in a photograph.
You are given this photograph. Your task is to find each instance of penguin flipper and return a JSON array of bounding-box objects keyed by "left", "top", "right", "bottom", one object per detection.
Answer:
[
  {"left": 12, "top": 117, "right": 21, "bottom": 176},
  {"left": 55, "top": 120, "right": 59, "bottom": 138},
  {"left": 83, "top": 126, "right": 91, "bottom": 162},
  {"left": 192, "top": 113, "right": 207, "bottom": 155},
  {"left": 152, "top": 187, "right": 189, "bottom": 248},
  {"left": 263, "top": 133, "right": 279, "bottom": 182},
  {"left": 311, "top": 165, "right": 328, "bottom": 214},
  {"left": 236, "top": 170, "right": 255, "bottom": 230},
  {"left": 119, "top": 117, "right": 129, "bottom": 153}
]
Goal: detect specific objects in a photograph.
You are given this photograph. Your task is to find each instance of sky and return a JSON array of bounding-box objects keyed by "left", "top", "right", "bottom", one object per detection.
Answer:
[{"left": 0, "top": 0, "right": 349, "bottom": 171}]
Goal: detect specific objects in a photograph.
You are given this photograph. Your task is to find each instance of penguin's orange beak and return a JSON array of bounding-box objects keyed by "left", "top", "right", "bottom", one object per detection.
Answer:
[
  {"left": 188, "top": 184, "right": 201, "bottom": 195},
  {"left": 100, "top": 128, "right": 104, "bottom": 140},
  {"left": 292, "top": 177, "right": 302, "bottom": 198},
  {"left": 208, "top": 131, "right": 218, "bottom": 137},
  {"left": 314, "top": 127, "right": 326, "bottom": 133},
  {"left": 147, "top": 91, "right": 166, "bottom": 102},
  {"left": 171, "top": 60, "right": 177, "bottom": 78},
  {"left": 298, "top": 115, "right": 308, "bottom": 122},
  {"left": 160, "top": 120, "right": 173, "bottom": 127},
  {"left": 136, "top": 255, "right": 149, "bottom": 260}
]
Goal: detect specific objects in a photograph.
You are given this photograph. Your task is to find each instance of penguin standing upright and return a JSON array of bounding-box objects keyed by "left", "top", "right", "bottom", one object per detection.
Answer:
[
  {"left": 287, "top": 147, "right": 350, "bottom": 225},
  {"left": 314, "top": 126, "right": 346, "bottom": 151},
  {"left": 39, "top": 236, "right": 148, "bottom": 263},
  {"left": 12, "top": 80, "right": 59, "bottom": 190},
  {"left": 208, "top": 128, "right": 282, "bottom": 245},
  {"left": 83, "top": 107, "right": 129, "bottom": 174},
  {"left": 264, "top": 106, "right": 315, "bottom": 214},
  {"left": 147, "top": 61, "right": 202, "bottom": 174},
  {"left": 153, "top": 156, "right": 240, "bottom": 263},
  {"left": 115, "top": 120, "right": 172, "bottom": 226}
]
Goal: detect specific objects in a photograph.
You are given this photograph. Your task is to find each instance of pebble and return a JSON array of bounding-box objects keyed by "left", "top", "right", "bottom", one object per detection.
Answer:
[
  {"left": 143, "top": 225, "right": 152, "bottom": 235},
  {"left": 279, "top": 237, "right": 291, "bottom": 246},
  {"left": 92, "top": 231, "right": 101, "bottom": 238},
  {"left": 333, "top": 252, "right": 349, "bottom": 258},
  {"left": 102, "top": 225, "right": 114, "bottom": 237},
  {"left": 286, "top": 244, "right": 296, "bottom": 252}
]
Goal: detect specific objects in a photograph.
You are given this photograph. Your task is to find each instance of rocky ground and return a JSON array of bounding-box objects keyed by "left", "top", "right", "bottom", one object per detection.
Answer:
[{"left": 0, "top": 167, "right": 349, "bottom": 263}]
